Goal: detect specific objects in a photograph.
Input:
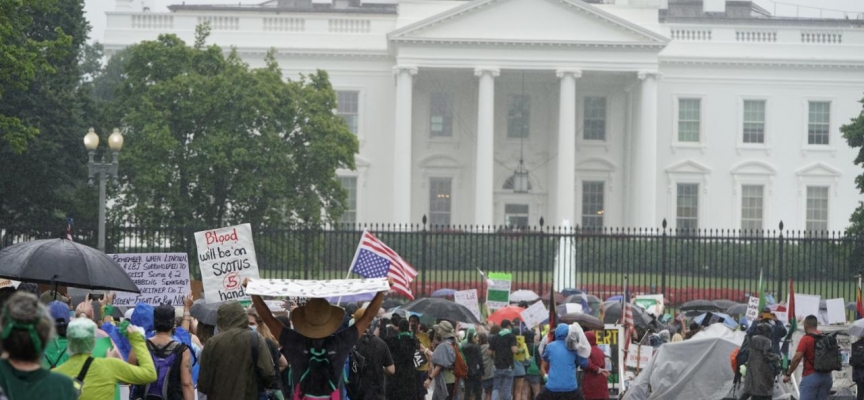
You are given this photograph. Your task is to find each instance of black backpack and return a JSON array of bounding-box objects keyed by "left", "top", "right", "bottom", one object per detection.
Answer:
[
  {"left": 131, "top": 341, "right": 186, "bottom": 400},
  {"left": 851, "top": 340, "right": 864, "bottom": 369},
  {"left": 810, "top": 333, "right": 842, "bottom": 373},
  {"left": 345, "top": 334, "right": 373, "bottom": 400},
  {"left": 296, "top": 340, "right": 338, "bottom": 398}
]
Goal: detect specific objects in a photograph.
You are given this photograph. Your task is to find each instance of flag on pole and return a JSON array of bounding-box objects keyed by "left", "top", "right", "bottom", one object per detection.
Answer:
[
  {"left": 857, "top": 274, "right": 864, "bottom": 320},
  {"left": 782, "top": 278, "right": 796, "bottom": 369},
  {"left": 757, "top": 268, "right": 766, "bottom": 312},
  {"left": 547, "top": 287, "right": 557, "bottom": 344},
  {"left": 621, "top": 276, "right": 633, "bottom": 353},
  {"left": 66, "top": 217, "right": 73, "bottom": 241},
  {"left": 349, "top": 230, "right": 418, "bottom": 300},
  {"left": 580, "top": 292, "right": 592, "bottom": 315}
]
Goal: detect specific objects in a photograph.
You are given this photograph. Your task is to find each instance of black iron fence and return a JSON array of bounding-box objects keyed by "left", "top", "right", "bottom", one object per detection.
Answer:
[{"left": 3, "top": 220, "right": 863, "bottom": 306}]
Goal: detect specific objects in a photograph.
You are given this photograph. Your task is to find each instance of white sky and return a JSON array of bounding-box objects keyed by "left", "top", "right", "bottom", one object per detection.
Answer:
[{"left": 84, "top": 0, "right": 864, "bottom": 43}]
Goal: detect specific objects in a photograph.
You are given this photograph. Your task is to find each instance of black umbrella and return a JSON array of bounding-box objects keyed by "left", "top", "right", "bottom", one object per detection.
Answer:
[
  {"left": 680, "top": 300, "right": 721, "bottom": 313},
  {"left": 714, "top": 300, "right": 740, "bottom": 311},
  {"left": 400, "top": 297, "right": 481, "bottom": 324},
  {"left": 559, "top": 312, "right": 604, "bottom": 331},
  {"left": 382, "top": 299, "right": 406, "bottom": 310},
  {"left": 726, "top": 303, "right": 748, "bottom": 316},
  {"left": 601, "top": 301, "right": 654, "bottom": 328},
  {"left": 190, "top": 299, "right": 220, "bottom": 326},
  {"left": 0, "top": 239, "right": 140, "bottom": 293}
]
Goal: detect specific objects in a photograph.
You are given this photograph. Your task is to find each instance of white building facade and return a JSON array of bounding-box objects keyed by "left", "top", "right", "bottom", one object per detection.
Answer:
[{"left": 103, "top": 0, "right": 864, "bottom": 231}]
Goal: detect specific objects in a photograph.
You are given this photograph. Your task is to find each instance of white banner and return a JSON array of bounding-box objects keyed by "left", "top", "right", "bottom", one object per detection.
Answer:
[
  {"left": 246, "top": 278, "right": 389, "bottom": 298},
  {"left": 520, "top": 300, "right": 548, "bottom": 329},
  {"left": 195, "top": 223, "right": 260, "bottom": 303},
  {"left": 454, "top": 289, "right": 482, "bottom": 322},
  {"left": 109, "top": 253, "right": 190, "bottom": 306}
]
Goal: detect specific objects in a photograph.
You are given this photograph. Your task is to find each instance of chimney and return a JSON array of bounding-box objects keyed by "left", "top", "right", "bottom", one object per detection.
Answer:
[{"left": 703, "top": 0, "right": 726, "bottom": 14}]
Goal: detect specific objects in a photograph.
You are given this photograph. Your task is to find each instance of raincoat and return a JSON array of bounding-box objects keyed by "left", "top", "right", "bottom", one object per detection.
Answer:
[{"left": 582, "top": 332, "right": 609, "bottom": 399}]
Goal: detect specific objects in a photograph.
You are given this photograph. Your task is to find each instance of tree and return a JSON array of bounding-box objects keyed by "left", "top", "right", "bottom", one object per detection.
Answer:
[
  {"left": 111, "top": 26, "right": 358, "bottom": 229},
  {"left": 0, "top": 0, "right": 91, "bottom": 229},
  {"left": 842, "top": 95, "right": 864, "bottom": 236}
]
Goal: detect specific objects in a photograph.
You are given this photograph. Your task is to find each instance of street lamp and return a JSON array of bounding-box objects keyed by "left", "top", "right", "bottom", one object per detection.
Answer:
[{"left": 84, "top": 128, "right": 123, "bottom": 252}]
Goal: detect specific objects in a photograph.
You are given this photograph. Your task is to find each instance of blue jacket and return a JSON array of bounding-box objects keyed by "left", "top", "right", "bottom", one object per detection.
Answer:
[{"left": 542, "top": 324, "right": 589, "bottom": 392}]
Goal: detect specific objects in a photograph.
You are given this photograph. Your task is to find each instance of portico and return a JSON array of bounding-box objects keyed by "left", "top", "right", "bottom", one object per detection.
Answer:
[{"left": 387, "top": 0, "right": 668, "bottom": 227}]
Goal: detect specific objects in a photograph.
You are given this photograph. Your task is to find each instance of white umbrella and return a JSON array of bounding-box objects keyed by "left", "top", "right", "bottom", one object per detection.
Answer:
[
  {"left": 510, "top": 289, "right": 539, "bottom": 303},
  {"left": 848, "top": 318, "right": 864, "bottom": 337}
]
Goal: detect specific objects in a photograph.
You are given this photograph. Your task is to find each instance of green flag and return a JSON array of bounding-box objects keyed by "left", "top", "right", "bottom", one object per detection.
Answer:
[{"left": 757, "top": 268, "right": 766, "bottom": 312}]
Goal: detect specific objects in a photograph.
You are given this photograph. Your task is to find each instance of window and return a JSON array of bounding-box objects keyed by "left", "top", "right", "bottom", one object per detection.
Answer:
[
  {"left": 806, "top": 186, "right": 829, "bottom": 232},
  {"left": 741, "top": 185, "right": 764, "bottom": 231},
  {"left": 808, "top": 101, "right": 830, "bottom": 145},
  {"left": 336, "top": 91, "right": 359, "bottom": 135},
  {"left": 676, "top": 183, "right": 699, "bottom": 231},
  {"left": 581, "top": 181, "right": 605, "bottom": 229},
  {"left": 337, "top": 176, "right": 357, "bottom": 225},
  {"left": 507, "top": 95, "right": 530, "bottom": 138},
  {"left": 583, "top": 97, "right": 606, "bottom": 141},
  {"left": 677, "top": 98, "right": 701, "bottom": 142},
  {"left": 742, "top": 100, "right": 766, "bottom": 144},
  {"left": 505, "top": 204, "right": 529, "bottom": 229},
  {"left": 430, "top": 92, "right": 453, "bottom": 137},
  {"left": 429, "top": 178, "right": 452, "bottom": 226}
]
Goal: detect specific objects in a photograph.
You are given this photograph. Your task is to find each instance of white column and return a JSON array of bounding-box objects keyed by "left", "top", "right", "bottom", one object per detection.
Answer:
[
  {"left": 635, "top": 71, "right": 659, "bottom": 228},
  {"left": 556, "top": 69, "right": 581, "bottom": 226},
  {"left": 392, "top": 66, "right": 417, "bottom": 224},
  {"left": 473, "top": 67, "right": 499, "bottom": 226}
]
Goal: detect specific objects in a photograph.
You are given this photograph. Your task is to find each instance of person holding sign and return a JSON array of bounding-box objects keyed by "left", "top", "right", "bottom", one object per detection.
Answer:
[{"left": 246, "top": 278, "right": 391, "bottom": 400}]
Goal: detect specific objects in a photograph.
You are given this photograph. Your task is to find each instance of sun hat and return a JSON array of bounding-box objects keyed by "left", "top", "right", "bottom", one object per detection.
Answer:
[
  {"left": 39, "top": 290, "right": 69, "bottom": 305},
  {"left": 352, "top": 307, "right": 367, "bottom": 320},
  {"left": 434, "top": 320, "right": 456, "bottom": 339},
  {"left": 291, "top": 298, "right": 345, "bottom": 339}
]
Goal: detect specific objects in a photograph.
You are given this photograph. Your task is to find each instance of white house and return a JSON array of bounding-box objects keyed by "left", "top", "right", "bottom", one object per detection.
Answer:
[{"left": 102, "top": 0, "right": 864, "bottom": 231}]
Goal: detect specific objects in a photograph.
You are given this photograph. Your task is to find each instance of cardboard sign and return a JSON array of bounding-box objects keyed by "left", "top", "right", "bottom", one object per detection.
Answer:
[
  {"left": 794, "top": 294, "right": 821, "bottom": 322},
  {"left": 246, "top": 277, "right": 389, "bottom": 298},
  {"left": 486, "top": 272, "right": 512, "bottom": 311},
  {"left": 745, "top": 296, "right": 760, "bottom": 322},
  {"left": 109, "top": 253, "right": 190, "bottom": 306},
  {"left": 454, "top": 289, "right": 482, "bottom": 322},
  {"left": 520, "top": 300, "right": 548, "bottom": 329},
  {"left": 625, "top": 344, "right": 654, "bottom": 368},
  {"left": 195, "top": 224, "right": 260, "bottom": 303}
]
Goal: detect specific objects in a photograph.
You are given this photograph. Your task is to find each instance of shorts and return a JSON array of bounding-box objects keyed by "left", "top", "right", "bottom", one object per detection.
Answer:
[
  {"left": 482, "top": 378, "right": 494, "bottom": 391},
  {"left": 514, "top": 361, "right": 526, "bottom": 377},
  {"left": 526, "top": 375, "right": 543, "bottom": 385}
]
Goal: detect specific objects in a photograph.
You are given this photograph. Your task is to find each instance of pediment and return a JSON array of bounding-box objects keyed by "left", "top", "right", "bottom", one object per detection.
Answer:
[
  {"left": 418, "top": 154, "right": 462, "bottom": 169},
  {"left": 730, "top": 160, "right": 776, "bottom": 176},
  {"left": 665, "top": 160, "right": 711, "bottom": 174},
  {"left": 389, "top": 0, "right": 668, "bottom": 47},
  {"left": 576, "top": 157, "right": 616, "bottom": 172},
  {"left": 796, "top": 162, "right": 841, "bottom": 177}
]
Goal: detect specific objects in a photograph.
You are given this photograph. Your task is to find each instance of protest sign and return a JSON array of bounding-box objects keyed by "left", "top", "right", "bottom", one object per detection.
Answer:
[
  {"left": 0, "top": 279, "right": 19, "bottom": 289},
  {"left": 594, "top": 325, "right": 624, "bottom": 396},
  {"left": 745, "top": 296, "right": 760, "bottom": 322},
  {"left": 195, "top": 224, "right": 260, "bottom": 303},
  {"left": 454, "top": 289, "right": 482, "bottom": 322},
  {"left": 625, "top": 344, "right": 654, "bottom": 368},
  {"left": 486, "top": 272, "right": 512, "bottom": 311},
  {"left": 109, "top": 253, "right": 190, "bottom": 306},
  {"left": 795, "top": 294, "right": 821, "bottom": 321},
  {"left": 520, "top": 300, "right": 548, "bottom": 329},
  {"left": 633, "top": 295, "right": 664, "bottom": 317},
  {"left": 246, "top": 277, "right": 389, "bottom": 298}
]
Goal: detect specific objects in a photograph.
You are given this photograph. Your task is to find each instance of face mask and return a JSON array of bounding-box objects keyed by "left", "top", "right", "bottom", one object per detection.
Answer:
[{"left": 250, "top": 325, "right": 257, "bottom": 332}]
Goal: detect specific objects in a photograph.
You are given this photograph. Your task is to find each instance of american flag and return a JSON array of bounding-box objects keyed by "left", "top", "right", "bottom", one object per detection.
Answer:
[
  {"left": 349, "top": 230, "right": 417, "bottom": 300},
  {"left": 66, "top": 217, "right": 73, "bottom": 241}
]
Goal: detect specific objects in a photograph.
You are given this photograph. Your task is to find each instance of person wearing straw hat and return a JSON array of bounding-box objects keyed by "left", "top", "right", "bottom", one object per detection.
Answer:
[{"left": 247, "top": 278, "right": 391, "bottom": 400}]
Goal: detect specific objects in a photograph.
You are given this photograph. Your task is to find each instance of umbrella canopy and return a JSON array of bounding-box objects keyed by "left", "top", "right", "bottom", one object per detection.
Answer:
[
  {"left": 488, "top": 305, "right": 526, "bottom": 326},
  {"left": 564, "top": 294, "right": 602, "bottom": 316},
  {"left": 601, "top": 301, "right": 655, "bottom": 329},
  {"left": 849, "top": 319, "right": 864, "bottom": 337},
  {"left": 0, "top": 239, "right": 140, "bottom": 293},
  {"left": 401, "top": 297, "right": 481, "bottom": 324},
  {"left": 726, "top": 303, "right": 748, "bottom": 316},
  {"left": 606, "top": 295, "right": 623, "bottom": 302},
  {"left": 847, "top": 302, "right": 857, "bottom": 312},
  {"left": 382, "top": 299, "right": 406, "bottom": 310},
  {"left": 190, "top": 299, "right": 220, "bottom": 326},
  {"left": 510, "top": 290, "right": 540, "bottom": 303},
  {"left": 680, "top": 300, "right": 721, "bottom": 313},
  {"left": 694, "top": 312, "right": 738, "bottom": 330},
  {"left": 559, "top": 312, "right": 604, "bottom": 331},
  {"left": 713, "top": 300, "right": 740, "bottom": 311},
  {"left": 431, "top": 288, "right": 455, "bottom": 298}
]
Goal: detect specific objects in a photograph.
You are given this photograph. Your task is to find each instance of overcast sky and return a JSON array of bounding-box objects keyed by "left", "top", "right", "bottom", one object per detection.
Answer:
[{"left": 84, "top": 0, "right": 864, "bottom": 43}]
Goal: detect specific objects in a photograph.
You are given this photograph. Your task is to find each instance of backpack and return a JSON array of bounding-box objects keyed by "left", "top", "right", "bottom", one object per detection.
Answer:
[
  {"left": 296, "top": 340, "right": 338, "bottom": 399},
  {"left": 810, "top": 333, "right": 842, "bottom": 373},
  {"left": 450, "top": 341, "right": 469, "bottom": 380},
  {"left": 72, "top": 357, "right": 95, "bottom": 397},
  {"left": 736, "top": 336, "right": 751, "bottom": 369},
  {"left": 851, "top": 340, "right": 864, "bottom": 369},
  {"left": 44, "top": 344, "right": 68, "bottom": 369},
  {"left": 345, "top": 335, "right": 371, "bottom": 400},
  {"left": 131, "top": 340, "right": 186, "bottom": 400}
]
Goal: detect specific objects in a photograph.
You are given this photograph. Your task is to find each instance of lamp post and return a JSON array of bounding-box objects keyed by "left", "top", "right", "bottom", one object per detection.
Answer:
[{"left": 83, "top": 128, "right": 124, "bottom": 252}]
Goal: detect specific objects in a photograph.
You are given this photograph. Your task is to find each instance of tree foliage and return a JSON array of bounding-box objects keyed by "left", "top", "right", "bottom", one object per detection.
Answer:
[
  {"left": 842, "top": 95, "right": 864, "bottom": 236},
  {"left": 111, "top": 26, "right": 358, "bottom": 229}
]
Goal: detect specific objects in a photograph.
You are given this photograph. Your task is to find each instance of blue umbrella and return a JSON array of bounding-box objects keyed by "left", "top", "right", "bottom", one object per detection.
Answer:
[
  {"left": 694, "top": 312, "right": 738, "bottom": 330},
  {"left": 431, "top": 288, "right": 456, "bottom": 298},
  {"left": 606, "top": 295, "right": 623, "bottom": 302},
  {"left": 328, "top": 292, "right": 375, "bottom": 305}
]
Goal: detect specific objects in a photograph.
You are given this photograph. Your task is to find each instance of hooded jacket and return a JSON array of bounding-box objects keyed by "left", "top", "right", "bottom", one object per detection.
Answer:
[
  {"left": 198, "top": 301, "right": 275, "bottom": 400},
  {"left": 582, "top": 332, "right": 610, "bottom": 399},
  {"left": 744, "top": 325, "right": 780, "bottom": 397},
  {"left": 542, "top": 324, "right": 589, "bottom": 393}
]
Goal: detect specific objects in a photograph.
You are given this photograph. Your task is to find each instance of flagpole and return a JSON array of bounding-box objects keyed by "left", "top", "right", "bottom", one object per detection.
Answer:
[{"left": 335, "top": 229, "right": 368, "bottom": 306}]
